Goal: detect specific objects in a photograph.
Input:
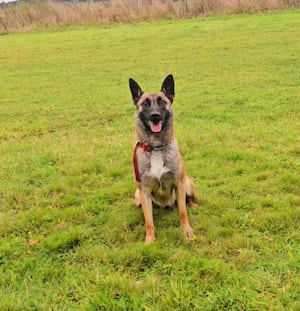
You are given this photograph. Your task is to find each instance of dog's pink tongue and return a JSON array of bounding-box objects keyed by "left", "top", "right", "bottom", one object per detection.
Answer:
[{"left": 149, "top": 121, "right": 163, "bottom": 133}]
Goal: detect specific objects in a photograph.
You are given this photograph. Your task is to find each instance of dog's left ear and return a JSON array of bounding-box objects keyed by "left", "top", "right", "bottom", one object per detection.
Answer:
[
  {"left": 129, "top": 78, "right": 143, "bottom": 105},
  {"left": 161, "top": 74, "right": 175, "bottom": 103}
]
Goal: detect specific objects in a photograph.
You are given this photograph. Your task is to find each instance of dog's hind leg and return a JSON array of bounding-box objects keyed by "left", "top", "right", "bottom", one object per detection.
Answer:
[
  {"left": 184, "top": 176, "right": 197, "bottom": 207},
  {"left": 134, "top": 188, "right": 141, "bottom": 207}
]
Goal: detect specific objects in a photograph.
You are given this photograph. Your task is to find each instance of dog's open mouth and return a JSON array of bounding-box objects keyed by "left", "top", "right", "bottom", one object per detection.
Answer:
[{"left": 149, "top": 120, "right": 163, "bottom": 133}]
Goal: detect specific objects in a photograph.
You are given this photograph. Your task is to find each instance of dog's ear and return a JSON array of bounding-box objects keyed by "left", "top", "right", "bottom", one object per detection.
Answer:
[
  {"left": 129, "top": 78, "right": 143, "bottom": 105},
  {"left": 161, "top": 74, "right": 175, "bottom": 103}
]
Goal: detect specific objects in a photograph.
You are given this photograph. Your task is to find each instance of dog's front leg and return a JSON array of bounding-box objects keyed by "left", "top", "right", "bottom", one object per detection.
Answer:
[
  {"left": 176, "top": 181, "right": 194, "bottom": 239},
  {"left": 140, "top": 189, "right": 156, "bottom": 244}
]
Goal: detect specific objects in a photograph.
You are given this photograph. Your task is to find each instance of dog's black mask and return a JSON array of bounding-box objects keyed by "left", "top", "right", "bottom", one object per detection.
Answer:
[{"left": 138, "top": 94, "right": 171, "bottom": 134}]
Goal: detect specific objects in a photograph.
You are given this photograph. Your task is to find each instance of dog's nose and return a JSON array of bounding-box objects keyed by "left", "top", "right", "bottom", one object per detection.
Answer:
[{"left": 150, "top": 113, "right": 162, "bottom": 124}]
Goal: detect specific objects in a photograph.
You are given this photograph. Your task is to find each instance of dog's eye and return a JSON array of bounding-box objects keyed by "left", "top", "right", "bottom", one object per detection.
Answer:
[
  {"left": 142, "top": 99, "right": 151, "bottom": 107},
  {"left": 158, "top": 99, "right": 166, "bottom": 106}
]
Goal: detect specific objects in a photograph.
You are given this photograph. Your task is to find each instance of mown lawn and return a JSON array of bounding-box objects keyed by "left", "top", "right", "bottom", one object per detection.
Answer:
[{"left": 0, "top": 10, "right": 299, "bottom": 310}]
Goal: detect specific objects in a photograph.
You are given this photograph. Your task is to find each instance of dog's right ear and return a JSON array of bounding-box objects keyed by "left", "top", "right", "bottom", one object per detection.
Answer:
[{"left": 129, "top": 78, "right": 143, "bottom": 105}]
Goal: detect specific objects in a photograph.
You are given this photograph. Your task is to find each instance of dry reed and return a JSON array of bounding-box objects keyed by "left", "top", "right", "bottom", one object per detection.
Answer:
[{"left": 0, "top": 0, "right": 299, "bottom": 33}]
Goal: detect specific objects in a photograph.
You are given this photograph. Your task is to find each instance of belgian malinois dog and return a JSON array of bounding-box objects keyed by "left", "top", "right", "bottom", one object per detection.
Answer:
[{"left": 129, "top": 74, "right": 196, "bottom": 244}]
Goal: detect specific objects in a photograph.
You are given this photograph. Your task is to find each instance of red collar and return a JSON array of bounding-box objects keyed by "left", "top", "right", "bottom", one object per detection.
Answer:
[{"left": 137, "top": 141, "right": 152, "bottom": 152}]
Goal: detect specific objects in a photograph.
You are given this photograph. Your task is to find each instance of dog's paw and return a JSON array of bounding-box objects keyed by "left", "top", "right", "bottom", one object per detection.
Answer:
[
  {"left": 183, "top": 225, "right": 194, "bottom": 240},
  {"left": 145, "top": 235, "right": 156, "bottom": 244},
  {"left": 186, "top": 195, "right": 198, "bottom": 207},
  {"left": 189, "top": 201, "right": 197, "bottom": 208}
]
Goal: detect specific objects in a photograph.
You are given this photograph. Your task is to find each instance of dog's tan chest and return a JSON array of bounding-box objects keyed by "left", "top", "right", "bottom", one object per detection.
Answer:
[{"left": 149, "top": 152, "right": 169, "bottom": 180}]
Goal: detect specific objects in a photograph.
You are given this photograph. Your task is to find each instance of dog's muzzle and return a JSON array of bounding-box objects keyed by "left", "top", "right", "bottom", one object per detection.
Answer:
[
  {"left": 149, "top": 113, "right": 163, "bottom": 133},
  {"left": 150, "top": 113, "right": 162, "bottom": 124}
]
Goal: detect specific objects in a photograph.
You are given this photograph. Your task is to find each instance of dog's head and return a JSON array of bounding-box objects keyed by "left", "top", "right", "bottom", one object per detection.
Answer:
[{"left": 129, "top": 75, "right": 175, "bottom": 135}]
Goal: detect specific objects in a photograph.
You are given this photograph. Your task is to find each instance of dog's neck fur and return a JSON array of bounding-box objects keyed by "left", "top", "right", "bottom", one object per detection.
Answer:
[{"left": 135, "top": 113, "right": 174, "bottom": 148}]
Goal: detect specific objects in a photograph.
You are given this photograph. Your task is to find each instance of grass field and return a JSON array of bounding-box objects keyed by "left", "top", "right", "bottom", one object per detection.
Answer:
[{"left": 0, "top": 10, "right": 300, "bottom": 310}]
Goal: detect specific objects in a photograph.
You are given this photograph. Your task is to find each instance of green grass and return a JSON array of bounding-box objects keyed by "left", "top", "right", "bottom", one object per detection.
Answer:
[{"left": 0, "top": 10, "right": 300, "bottom": 310}]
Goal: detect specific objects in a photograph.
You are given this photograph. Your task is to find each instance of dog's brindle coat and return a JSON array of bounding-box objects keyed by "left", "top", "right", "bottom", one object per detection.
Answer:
[{"left": 129, "top": 74, "right": 196, "bottom": 244}]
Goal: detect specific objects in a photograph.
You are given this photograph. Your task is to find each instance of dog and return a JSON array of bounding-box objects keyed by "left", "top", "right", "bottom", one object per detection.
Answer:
[{"left": 129, "top": 74, "right": 196, "bottom": 244}]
